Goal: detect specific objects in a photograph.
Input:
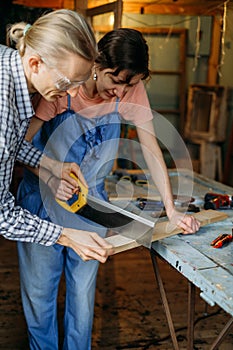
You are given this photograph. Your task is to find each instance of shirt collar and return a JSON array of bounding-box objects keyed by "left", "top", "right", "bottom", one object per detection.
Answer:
[{"left": 12, "top": 49, "right": 34, "bottom": 120}]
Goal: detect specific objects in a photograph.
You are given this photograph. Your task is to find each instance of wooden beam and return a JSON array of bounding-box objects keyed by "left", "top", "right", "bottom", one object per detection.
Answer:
[
  {"left": 105, "top": 209, "right": 228, "bottom": 254},
  {"left": 74, "top": 0, "right": 87, "bottom": 14},
  {"left": 122, "top": 4, "right": 224, "bottom": 16},
  {"left": 87, "top": 0, "right": 225, "bottom": 16},
  {"left": 114, "top": 0, "right": 123, "bottom": 29},
  {"left": 207, "top": 15, "right": 222, "bottom": 84},
  {"left": 13, "top": 0, "right": 63, "bottom": 8},
  {"left": 86, "top": 1, "right": 118, "bottom": 16},
  {"left": 86, "top": 1, "right": 122, "bottom": 29},
  {"left": 12, "top": 0, "right": 227, "bottom": 15}
]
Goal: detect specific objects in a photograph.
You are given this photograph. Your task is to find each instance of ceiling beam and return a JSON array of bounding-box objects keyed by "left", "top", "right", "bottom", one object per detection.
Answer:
[
  {"left": 88, "top": 0, "right": 227, "bottom": 16},
  {"left": 12, "top": 0, "right": 229, "bottom": 15}
]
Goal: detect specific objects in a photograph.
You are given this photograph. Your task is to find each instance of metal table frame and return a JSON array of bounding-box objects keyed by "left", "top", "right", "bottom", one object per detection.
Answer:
[{"left": 150, "top": 248, "right": 233, "bottom": 350}]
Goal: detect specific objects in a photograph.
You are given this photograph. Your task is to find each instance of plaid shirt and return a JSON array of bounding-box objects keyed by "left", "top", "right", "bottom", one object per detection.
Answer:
[{"left": 0, "top": 45, "right": 62, "bottom": 245}]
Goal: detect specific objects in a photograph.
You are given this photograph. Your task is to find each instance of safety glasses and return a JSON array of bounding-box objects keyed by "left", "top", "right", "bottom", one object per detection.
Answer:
[{"left": 41, "top": 57, "right": 90, "bottom": 91}]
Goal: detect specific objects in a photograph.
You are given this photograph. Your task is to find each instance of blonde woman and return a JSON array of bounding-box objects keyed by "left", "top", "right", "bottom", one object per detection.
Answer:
[{"left": 1, "top": 9, "right": 112, "bottom": 263}]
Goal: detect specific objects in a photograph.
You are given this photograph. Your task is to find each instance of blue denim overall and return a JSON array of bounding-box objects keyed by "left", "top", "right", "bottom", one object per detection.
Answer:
[{"left": 17, "top": 96, "right": 121, "bottom": 350}]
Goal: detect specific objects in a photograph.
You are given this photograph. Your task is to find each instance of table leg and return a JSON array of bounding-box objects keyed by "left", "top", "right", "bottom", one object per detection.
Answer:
[
  {"left": 187, "top": 282, "right": 195, "bottom": 350},
  {"left": 210, "top": 317, "right": 233, "bottom": 350},
  {"left": 150, "top": 249, "right": 180, "bottom": 350}
]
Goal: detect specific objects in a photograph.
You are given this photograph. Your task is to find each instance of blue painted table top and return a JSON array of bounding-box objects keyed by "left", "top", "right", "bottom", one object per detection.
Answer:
[{"left": 151, "top": 170, "right": 233, "bottom": 316}]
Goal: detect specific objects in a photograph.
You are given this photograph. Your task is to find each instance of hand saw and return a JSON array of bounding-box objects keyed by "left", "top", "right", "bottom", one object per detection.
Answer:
[{"left": 56, "top": 173, "right": 155, "bottom": 247}]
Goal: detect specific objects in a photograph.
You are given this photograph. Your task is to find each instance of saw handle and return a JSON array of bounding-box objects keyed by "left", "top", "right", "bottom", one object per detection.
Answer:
[{"left": 55, "top": 173, "right": 88, "bottom": 213}]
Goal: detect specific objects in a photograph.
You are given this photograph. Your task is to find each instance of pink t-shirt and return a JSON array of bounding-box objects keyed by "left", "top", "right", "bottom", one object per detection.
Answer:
[{"left": 35, "top": 80, "right": 153, "bottom": 126}]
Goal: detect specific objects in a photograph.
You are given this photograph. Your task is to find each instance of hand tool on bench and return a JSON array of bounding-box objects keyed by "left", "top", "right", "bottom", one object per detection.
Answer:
[
  {"left": 204, "top": 192, "right": 233, "bottom": 210},
  {"left": 211, "top": 232, "right": 233, "bottom": 248},
  {"left": 56, "top": 173, "right": 156, "bottom": 248}
]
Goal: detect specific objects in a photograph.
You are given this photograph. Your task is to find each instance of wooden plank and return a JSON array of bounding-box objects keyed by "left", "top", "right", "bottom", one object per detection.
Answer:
[
  {"left": 106, "top": 210, "right": 228, "bottom": 255},
  {"left": 200, "top": 142, "right": 218, "bottom": 179}
]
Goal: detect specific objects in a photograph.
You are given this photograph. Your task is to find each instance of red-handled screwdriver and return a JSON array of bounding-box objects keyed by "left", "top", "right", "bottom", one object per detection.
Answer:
[{"left": 211, "top": 234, "right": 233, "bottom": 248}]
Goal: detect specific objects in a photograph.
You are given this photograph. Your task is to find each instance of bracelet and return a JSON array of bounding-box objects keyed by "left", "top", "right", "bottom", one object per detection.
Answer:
[{"left": 46, "top": 174, "right": 54, "bottom": 186}]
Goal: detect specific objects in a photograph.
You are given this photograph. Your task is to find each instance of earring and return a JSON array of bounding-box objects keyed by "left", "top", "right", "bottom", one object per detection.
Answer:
[{"left": 93, "top": 72, "right": 97, "bottom": 81}]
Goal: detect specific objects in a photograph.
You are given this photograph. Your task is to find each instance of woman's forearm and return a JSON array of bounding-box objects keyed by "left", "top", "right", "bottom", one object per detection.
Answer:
[
  {"left": 25, "top": 165, "right": 54, "bottom": 185},
  {"left": 137, "top": 122, "right": 175, "bottom": 218}
]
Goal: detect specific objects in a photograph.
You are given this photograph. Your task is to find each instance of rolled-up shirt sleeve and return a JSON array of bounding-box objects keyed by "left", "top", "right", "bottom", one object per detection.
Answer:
[
  {"left": 0, "top": 195, "right": 62, "bottom": 245},
  {"left": 16, "top": 139, "right": 43, "bottom": 167},
  {"left": 0, "top": 131, "right": 62, "bottom": 245}
]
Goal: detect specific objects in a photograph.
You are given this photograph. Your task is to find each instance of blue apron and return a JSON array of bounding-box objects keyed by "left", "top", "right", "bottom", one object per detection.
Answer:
[{"left": 17, "top": 96, "right": 121, "bottom": 231}]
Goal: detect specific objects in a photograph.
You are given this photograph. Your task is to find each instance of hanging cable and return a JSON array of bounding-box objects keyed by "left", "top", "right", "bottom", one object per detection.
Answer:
[
  {"left": 123, "top": 1, "right": 226, "bottom": 29},
  {"left": 192, "top": 16, "right": 201, "bottom": 72},
  {"left": 217, "top": 0, "right": 229, "bottom": 77},
  {"left": 158, "top": 25, "right": 174, "bottom": 50}
]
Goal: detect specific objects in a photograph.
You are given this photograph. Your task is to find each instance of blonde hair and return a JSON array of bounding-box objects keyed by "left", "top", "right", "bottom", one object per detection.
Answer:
[
  {"left": 6, "top": 21, "right": 27, "bottom": 49},
  {"left": 7, "top": 10, "right": 97, "bottom": 63}
]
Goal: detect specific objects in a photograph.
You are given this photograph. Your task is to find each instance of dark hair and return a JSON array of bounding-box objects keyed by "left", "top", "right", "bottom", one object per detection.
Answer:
[{"left": 96, "top": 28, "right": 150, "bottom": 83}]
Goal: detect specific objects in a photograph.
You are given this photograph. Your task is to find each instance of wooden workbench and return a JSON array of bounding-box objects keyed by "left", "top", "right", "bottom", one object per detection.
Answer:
[
  {"left": 150, "top": 170, "right": 233, "bottom": 350},
  {"left": 106, "top": 169, "right": 233, "bottom": 349}
]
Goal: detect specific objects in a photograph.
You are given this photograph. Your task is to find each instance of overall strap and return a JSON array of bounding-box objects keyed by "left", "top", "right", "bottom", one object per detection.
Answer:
[
  {"left": 67, "top": 94, "right": 71, "bottom": 110},
  {"left": 115, "top": 97, "right": 120, "bottom": 112}
]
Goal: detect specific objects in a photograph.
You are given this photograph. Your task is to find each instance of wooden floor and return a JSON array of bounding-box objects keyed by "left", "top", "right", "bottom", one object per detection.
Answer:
[{"left": 0, "top": 236, "right": 233, "bottom": 350}]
